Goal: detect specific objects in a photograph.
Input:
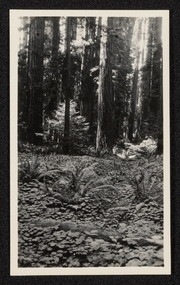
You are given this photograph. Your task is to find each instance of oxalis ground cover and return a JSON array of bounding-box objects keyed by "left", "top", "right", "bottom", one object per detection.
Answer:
[{"left": 18, "top": 153, "right": 163, "bottom": 268}]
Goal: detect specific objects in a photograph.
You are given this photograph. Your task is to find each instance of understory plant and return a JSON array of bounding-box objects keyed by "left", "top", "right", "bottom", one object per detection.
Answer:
[
  {"left": 130, "top": 158, "right": 162, "bottom": 202},
  {"left": 18, "top": 156, "right": 48, "bottom": 183},
  {"left": 42, "top": 159, "right": 114, "bottom": 203}
]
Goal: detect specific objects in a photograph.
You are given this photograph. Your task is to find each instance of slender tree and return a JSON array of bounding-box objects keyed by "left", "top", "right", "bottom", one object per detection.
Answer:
[{"left": 96, "top": 17, "right": 107, "bottom": 153}]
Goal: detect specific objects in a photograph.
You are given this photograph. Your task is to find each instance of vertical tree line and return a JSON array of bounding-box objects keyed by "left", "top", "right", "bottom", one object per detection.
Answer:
[
  {"left": 18, "top": 16, "right": 163, "bottom": 153},
  {"left": 27, "top": 17, "right": 45, "bottom": 145},
  {"left": 63, "top": 17, "right": 72, "bottom": 153}
]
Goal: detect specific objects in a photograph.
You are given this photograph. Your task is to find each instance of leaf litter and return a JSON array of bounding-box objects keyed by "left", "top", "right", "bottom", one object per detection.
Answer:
[{"left": 18, "top": 153, "right": 164, "bottom": 267}]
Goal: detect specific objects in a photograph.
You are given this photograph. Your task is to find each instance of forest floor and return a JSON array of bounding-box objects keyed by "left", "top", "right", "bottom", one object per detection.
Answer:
[{"left": 18, "top": 152, "right": 164, "bottom": 267}]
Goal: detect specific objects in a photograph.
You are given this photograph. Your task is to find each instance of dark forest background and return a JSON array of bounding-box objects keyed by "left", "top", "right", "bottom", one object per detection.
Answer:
[{"left": 18, "top": 17, "right": 163, "bottom": 155}]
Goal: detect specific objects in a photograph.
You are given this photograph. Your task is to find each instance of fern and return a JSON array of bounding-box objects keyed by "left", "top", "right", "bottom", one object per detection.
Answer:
[
  {"left": 18, "top": 156, "right": 46, "bottom": 183},
  {"left": 43, "top": 159, "right": 111, "bottom": 203}
]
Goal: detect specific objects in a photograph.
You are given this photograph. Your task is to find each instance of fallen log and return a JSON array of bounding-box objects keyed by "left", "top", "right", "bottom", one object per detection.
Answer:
[
  {"left": 30, "top": 218, "right": 163, "bottom": 248},
  {"left": 30, "top": 218, "right": 120, "bottom": 242}
]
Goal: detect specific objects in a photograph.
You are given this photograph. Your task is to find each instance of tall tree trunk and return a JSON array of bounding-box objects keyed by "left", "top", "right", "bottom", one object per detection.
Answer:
[
  {"left": 51, "top": 17, "right": 60, "bottom": 112},
  {"left": 135, "top": 18, "right": 149, "bottom": 141},
  {"left": 96, "top": 17, "right": 107, "bottom": 153},
  {"left": 104, "top": 17, "right": 114, "bottom": 149},
  {"left": 46, "top": 18, "right": 60, "bottom": 117},
  {"left": 18, "top": 17, "right": 30, "bottom": 141},
  {"left": 88, "top": 18, "right": 96, "bottom": 136},
  {"left": 156, "top": 18, "right": 163, "bottom": 154},
  {"left": 27, "top": 17, "right": 45, "bottom": 145},
  {"left": 140, "top": 18, "right": 154, "bottom": 131},
  {"left": 63, "top": 17, "right": 71, "bottom": 153},
  {"left": 79, "top": 18, "right": 89, "bottom": 117},
  {"left": 96, "top": 17, "right": 114, "bottom": 152},
  {"left": 80, "top": 18, "right": 95, "bottom": 119},
  {"left": 79, "top": 17, "right": 96, "bottom": 138},
  {"left": 128, "top": 18, "right": 149, "bottom": 142},
  {"left": 128, "top": 68, "right": 139, "bottom": 141}
]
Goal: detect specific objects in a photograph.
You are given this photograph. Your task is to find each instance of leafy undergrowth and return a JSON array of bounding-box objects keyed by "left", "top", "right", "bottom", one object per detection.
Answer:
[{"left": 18, "top": 153, "right": 164, "bottom": 267}]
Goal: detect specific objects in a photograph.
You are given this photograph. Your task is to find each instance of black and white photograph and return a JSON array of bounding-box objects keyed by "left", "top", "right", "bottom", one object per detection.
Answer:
[{"left": 10, "top": 10, "right": 170, "bottom": 275}]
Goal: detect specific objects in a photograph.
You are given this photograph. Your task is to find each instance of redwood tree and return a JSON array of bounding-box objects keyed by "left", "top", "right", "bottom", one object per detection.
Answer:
[
  {"left": 96, "top": 17, "right": 114, "bottom": 152},
  {"left": 63, "top": 17, "right": 72, "bottom": 153},
  {"left": 48, "top": 17, "right": 60, "bottom": 115},
  {"left": 27, "top": 17, "right": 45, "bottom": 145}
]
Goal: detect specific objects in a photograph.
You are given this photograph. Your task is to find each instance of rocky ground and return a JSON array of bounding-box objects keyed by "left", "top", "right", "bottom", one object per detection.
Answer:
[{"left": 18, "top": 153, "right": 164, "bottom": 267}]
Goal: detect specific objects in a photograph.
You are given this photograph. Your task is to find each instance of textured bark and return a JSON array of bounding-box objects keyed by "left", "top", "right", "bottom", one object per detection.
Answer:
[
  {"left": 18, "top": 17, "right": 30, "bottom": 141},
  {"left": 156, "top": 18, "right": 163, "bottom": 154},
  {"left": 96, "top": 17, "right": 106, "bottom": 153},
  {"left": 128, "top": 18, "right": 152, "bottom": 142},
  {"left": 128, "top": 68, "right": 139, "bottom": 141},
  {"left": 51, "top": 17, "right": 60, "bottom": 111},
  {"left": 71, "top": 17, "right": 77, "bottom": 40},
  {"left": 63, "top": 17, "right": 71, "bottom": 153},
  {"left": 27, "top": 17, "right": 45, "bottom": 145},
  {"left": 104, "top": 17, "right": 114, "bottom": 149},
  {"left": 80, "top": 17, "right": 96, "bottom": 123},
  {"left": 96, "top": 17, "right": 114, "bottom": 151}
]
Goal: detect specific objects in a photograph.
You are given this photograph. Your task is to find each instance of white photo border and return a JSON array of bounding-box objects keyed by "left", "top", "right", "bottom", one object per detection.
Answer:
[{"left": 10, "top": 9, "right": 170, "bottom": 276}]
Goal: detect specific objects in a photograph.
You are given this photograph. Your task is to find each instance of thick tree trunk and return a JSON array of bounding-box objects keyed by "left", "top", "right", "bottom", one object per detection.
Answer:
[
  {"left": 18, "top": 17, "right": 30, "bottom": 141},
  {"left": 104, "top": 18, "right": 114, "bottom": 149},
  {"left": 80, "top": 17, "right": 96, "bottom": 126},
  {"left": 27, "top": 17, "right": 45, "bottom": 145},
  {"left": 79, "top": 18, "right": 90, "bottom": 117},
  {"left": 128, "top": 18, "right": 151, "bottom": 142},
  {"left": 63, "top": 17, "right": 71, "bottom": 153},
  {"left": 50, "top": 17, "right": 60, "bottom": 112},
  {"left": 96, "top": 17, "right": 114, "bottom": 152}
]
